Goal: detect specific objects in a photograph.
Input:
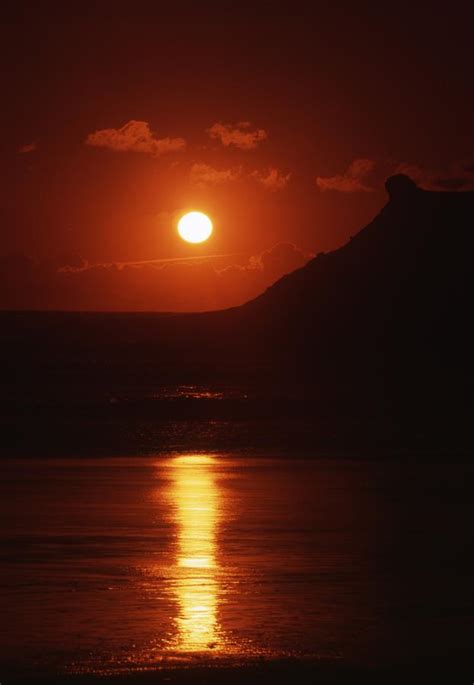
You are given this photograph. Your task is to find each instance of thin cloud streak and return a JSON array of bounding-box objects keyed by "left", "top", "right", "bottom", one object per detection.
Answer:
[{"left": 58, "top": 253, "right": 243, "bottom": 273}]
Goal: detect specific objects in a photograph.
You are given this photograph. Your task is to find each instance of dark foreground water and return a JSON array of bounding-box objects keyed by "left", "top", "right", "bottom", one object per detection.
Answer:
[{"left": 0, "top": 455, "right": 473, "bottom": 680}]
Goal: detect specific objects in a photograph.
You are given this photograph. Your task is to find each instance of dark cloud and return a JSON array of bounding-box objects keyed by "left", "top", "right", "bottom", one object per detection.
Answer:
[
  {"left": 393, "top": 162, "right": 474, "bottom": 191},
  {"left": 430, "top": 177, "right": 469, "bottom": 191},
  {"left": 317, "top": 159, "right": 474, "bottom": 194},
  {"left": 18, "top": 142, "right": 37, "bottom": 154},
  {"left": 316, "top": 158, "right": 375, "bottom": 192}
]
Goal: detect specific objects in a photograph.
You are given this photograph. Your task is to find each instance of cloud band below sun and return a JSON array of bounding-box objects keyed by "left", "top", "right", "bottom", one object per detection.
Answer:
[{"left": 0, "top": 244, "right": 311, "bottom": 312}]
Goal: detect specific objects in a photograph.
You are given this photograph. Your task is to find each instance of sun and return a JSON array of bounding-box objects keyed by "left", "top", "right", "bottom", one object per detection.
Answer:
[{"left": 177, "top": 212, "right": 213, "bottom": 244}]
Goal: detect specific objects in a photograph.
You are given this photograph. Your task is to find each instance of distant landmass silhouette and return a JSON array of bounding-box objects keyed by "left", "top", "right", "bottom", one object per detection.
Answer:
[
  {"left": 1, "top": 176, "right": 473, "bottom": 454},
  {"left": 241, "top": 175, "right": 474, "bottom": 400}
]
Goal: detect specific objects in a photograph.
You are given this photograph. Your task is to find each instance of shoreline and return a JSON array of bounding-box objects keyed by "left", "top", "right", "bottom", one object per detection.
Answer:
[{"left": 3, "top": 658, "right": 473, "bottom": 685}]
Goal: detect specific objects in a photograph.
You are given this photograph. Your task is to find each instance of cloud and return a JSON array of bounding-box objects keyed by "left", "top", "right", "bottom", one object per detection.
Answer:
[
  {"left": 250, "top": 167, "right": 291, "bottom": 191},
  {"left": 85, "top": 120, "right": 186, "bottom": 156},
  {"left": 393, "top": 162, "right": 474, "bottom": 191},
  {"left": 189, "top": 163, "right": 241, "bottom": 188},
  {"left": 190, "top": 163, "right": 291, "bottom": 190},
  {"left": 316, "top": 158, "right": 375, "bottom": 192},
  {"left": 207, "top": 121, "right": 267, "bottom": 150},
  {"left": 18, "top": 142, "right": 37, "bottom": 154},
  {"left": 0, "top": 242, "right": 312, "bottom": 312},
  {"left": 317, "top": 158, "right": 474, "bottom": 193},
  {"left": 249, "top": 242, "right": 312, "bottom": 279},
  {"left": 219, "top": 242, "right": 312, "bottom": 284}
]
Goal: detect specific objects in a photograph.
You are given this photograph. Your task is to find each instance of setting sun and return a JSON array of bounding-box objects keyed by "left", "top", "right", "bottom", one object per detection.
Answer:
[{"left": 177, "top": 212, "right": 213, "bottom": 244}]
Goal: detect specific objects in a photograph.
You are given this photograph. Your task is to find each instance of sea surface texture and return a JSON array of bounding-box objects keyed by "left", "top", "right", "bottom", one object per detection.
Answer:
[{"left": 1, "top": 454, "right": 473, "bottom": 677}]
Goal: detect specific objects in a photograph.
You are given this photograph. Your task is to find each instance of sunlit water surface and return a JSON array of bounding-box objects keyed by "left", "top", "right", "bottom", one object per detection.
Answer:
[{"left": 0, "top": 455, "right": 472, "bottom": 676}]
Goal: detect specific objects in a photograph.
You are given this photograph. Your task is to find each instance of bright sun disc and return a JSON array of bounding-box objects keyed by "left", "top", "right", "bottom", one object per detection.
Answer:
[{"left": 177, "top": 212, "right": 213, "bottom": 244}]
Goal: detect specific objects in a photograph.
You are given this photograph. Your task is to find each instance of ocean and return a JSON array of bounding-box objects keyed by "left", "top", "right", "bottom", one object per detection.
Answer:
[{"left": 1, "top": 453, "right": 473, "bottom": 678}]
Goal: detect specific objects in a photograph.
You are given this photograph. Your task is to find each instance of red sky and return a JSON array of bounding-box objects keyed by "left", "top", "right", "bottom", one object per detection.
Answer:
[{"left": 1, "top": 3, "right": 473, "bottom": 311}]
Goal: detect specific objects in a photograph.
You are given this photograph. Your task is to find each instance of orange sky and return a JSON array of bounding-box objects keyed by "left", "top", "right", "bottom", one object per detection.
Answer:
[{"left": 1, "top": 4, "right": 473, "bottom": 311}]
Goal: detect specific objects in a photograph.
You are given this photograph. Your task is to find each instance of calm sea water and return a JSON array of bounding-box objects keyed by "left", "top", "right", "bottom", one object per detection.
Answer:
[{"left": 0, "top": 454, "right": 473, "bottom": 677}]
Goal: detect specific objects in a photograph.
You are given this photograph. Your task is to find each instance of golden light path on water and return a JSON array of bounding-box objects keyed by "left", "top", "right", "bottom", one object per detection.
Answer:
[{"left": 167, "top": 454, "right": 221, "bottom": 652}]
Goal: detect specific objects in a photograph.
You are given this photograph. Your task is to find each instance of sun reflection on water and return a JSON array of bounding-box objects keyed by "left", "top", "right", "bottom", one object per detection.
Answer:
[{"left": 168, "top": 454, "right": 221, "bottom": 652}]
